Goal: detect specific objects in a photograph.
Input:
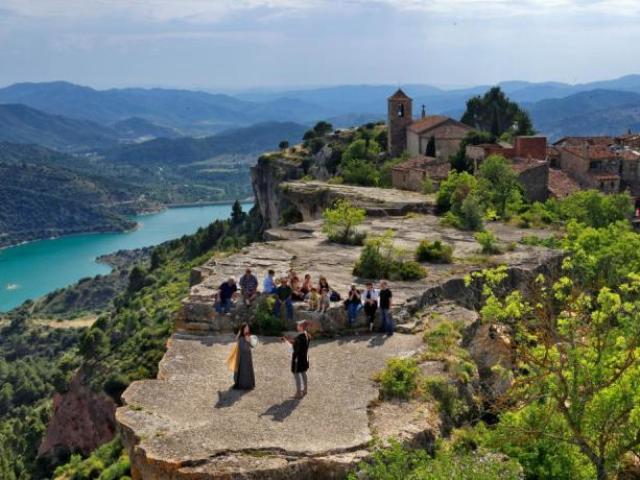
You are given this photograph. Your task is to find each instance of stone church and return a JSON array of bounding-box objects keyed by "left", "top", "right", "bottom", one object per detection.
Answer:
[{"left": 387, "top": 89, "right": 473, "bottom": 159}]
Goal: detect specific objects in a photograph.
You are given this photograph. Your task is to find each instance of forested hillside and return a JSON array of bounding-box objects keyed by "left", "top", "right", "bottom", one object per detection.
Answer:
[{"left": 0, "top": 203, "right": 261, "bottom": 479}]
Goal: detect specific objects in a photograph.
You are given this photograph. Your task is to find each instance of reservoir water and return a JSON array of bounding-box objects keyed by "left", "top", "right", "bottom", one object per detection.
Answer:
[{"left": 0, "top": 203, "right": 251, "bottom": 312}]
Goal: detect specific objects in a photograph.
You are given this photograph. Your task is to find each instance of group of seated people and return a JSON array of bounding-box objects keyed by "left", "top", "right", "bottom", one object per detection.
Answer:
[{"left": 214, "top": 268, "right": 394, "bottom": 334}]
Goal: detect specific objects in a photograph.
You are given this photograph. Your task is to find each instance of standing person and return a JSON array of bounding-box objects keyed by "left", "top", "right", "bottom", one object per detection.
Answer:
[
  {"left": 379, "top": 280, "right": 394, "bottom": 336},
  {"left": 216, "top": 277, "right": 238, "bottom": 315},
  {"left": 363, "top": 282, "right": 379, "bottom": 332},
  {"left": 346, "top": 285, "right": 362, "bottom": 327},
  {"left": 233, "top": 323, "right": 255, "bottom": 390},
  {"left": 239, "top": 268, "right": 258, "bottom": 306},
  {"left": 274, "top": 277, "right": 294, "bottom": 322},
  {"left": 263, "top": 269, "right": 277, "bottom": 294},
  {"left": 282, "top": 321, "right": 310, "bottom": 399}
]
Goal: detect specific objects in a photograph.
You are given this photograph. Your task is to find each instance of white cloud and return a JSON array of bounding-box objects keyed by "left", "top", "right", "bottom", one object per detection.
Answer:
[{"left": 0, "top": 0, "right": 320, "bottom": 23}]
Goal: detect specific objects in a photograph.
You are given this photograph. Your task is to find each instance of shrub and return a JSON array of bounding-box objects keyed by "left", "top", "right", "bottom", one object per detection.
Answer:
[
  {"left": 459, "top": 193, "right": 484, "bottom": 231},
  {"left": 392, "top": 260, "right": 427, "bottom": 281},
  {"left": 353, "top": 231, "right": 426, "bottom": 280},
  {"left": 377, "top": 357, "right": 419, "bottom": 400},
  {"left": 322, "top": 200, "right": 366, "bottom": 245},
  {"left": 436, "top": 170, "right": 478, "bottom": 213},
  {"left": 103, "top": 373, "right": 129, "bottom": 402},
  {"left": 416, "top": 240, "right": 453, "bottom": 263},
  {"left": 254, "top": 297, "right": 284, "bottom": 336},
  {"left": 424, "top": 320, "right": 462, "bottom": 355},
  {"left": 341, "top": 157, "right": 380, "bottom": 186},
  {"left": 421, "top": 177, "right": 435, "bottom": 194},
  {"left": 475, "top": 231, "right": 501, "bottom": 254}
]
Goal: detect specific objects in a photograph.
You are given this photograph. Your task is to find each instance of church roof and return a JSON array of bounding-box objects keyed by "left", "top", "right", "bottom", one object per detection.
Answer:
[
  {"left": 388, "top": 88, "right": 411, "bottom": 100},
  {"left": 408, "top": 115, "right": 473, "bottom": 135}
]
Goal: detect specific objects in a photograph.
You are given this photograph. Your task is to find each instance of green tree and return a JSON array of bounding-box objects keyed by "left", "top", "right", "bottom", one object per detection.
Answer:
[
  {"left": 278, "top": 140, "right": 289, "bottom": 150},
  {"left": 313, "top": 121, "right": 333, "bottom": 136},
  {"left": 477, "top": 154, "right": 523, "bottom": 219},
  {"left": 231, "top": 200, "right": 246, "bottom": 224},
  {"left": 322, "top": 199, "right": 366, "bottom": 244},
  {"left": 460, "top": 87, "right": 535, "bottom": 137},
  {"left": 470, "top": 266, "right": 640, "bottom": 480}
]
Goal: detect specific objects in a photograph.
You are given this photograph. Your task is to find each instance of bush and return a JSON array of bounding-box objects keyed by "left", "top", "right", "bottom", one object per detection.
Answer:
[
  {"left": 475, "top": 231, "right": 501, "bottom": 254},
  {"left": 322, "top": 200, "right": 366, "bottom": 245},
  {"left": 459, "top": 194, "right": 484, "bottom": 231},
  {"left": 392, "top": 261, "right": 427, "bottom": 281},
  {"left": 378, "top": 358, "right": 419, "bottom": 400},
  {"left": 421, "top": 177, "right": 435, "bottom": 194},
  {"left": 254, "top": 297, "right": 284, "bottom": 336},
  {"left": 416, "top": 240, "right": 453, "bottom": 263},
  {"left": 436, "top": 170, "right": 478, "bottom": 213},
  {"left": 353, "top": 231, "right": 426, "bottom": 280},
  {"left": 103, "top": 374, "right": 129, "bottom": 402},
  {"left": 341, "top": 157, "right": 380, "bottom": 186}
]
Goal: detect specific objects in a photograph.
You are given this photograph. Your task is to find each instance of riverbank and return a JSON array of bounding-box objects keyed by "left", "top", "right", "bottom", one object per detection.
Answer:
[{"left": 0, "top": 203, "right": 252, "bottom": 312}]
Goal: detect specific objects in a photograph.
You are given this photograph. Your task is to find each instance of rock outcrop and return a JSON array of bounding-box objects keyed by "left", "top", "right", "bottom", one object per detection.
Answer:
[
  {"left": 38, "top": 371, "right": 118, "bottom": 461},
  {"left": 179, "top": 213, "right": 560, "bottom": 336},
  {"left": 117, "top": 332, "right": 427, "bottom": 479}
]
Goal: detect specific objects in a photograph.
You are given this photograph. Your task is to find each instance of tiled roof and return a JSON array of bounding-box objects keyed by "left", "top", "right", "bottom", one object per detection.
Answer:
[
  {"left": 510, "top": 157, "right": 546, "bottom": 174},
  {"left": 619, "top": 149, "right": 640, "bottom": 161},
  {"left": 554, "top": 136, "right": 615, "bottom": 147},
  {"left": 548, "top": 169, "right": 580, "bottom": 198},
  {"left": 388, "top": 88, "right": 411, "bottom": 100},
  {"left": 562, "top": 145, "right": 617, "bottom": 160},
  {"left": 392, "top": 155, "right": 451, "bottom": 180},
  {"left": 407, "top": 115, "right": 473, "bottom": 135}
]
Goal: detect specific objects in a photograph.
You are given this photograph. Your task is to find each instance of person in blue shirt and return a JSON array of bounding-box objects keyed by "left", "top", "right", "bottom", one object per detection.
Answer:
[
  {"left": 262, "top": 269, "right": 277, "bottom": 294},
  {"left": 216, "top": 277, "right": 238, "bottom": 315}
]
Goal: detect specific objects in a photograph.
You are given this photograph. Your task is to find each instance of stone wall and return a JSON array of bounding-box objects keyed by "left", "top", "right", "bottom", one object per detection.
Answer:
[{"left": 517, "top": 162, "right": 549, "bottom": 203}]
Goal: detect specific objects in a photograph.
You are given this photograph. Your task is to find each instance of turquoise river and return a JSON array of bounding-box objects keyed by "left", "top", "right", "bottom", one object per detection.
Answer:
[{"left": 0, "top": 203, "right": 251, "bottom": 312}]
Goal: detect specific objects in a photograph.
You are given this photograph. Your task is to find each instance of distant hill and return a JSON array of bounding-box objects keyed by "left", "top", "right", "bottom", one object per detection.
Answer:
[
  {"left": 111, "top": 117, "right": 181, "bottom": 140},
  {"left": 527, "top": 89, "right": 640, "bottom": 140},
  {"left": 105, "top": 121, "right": 307, "bottom": 165},
  {"left": 0, "top": 104, "right": 120, "bottom": 151},
  {"left": 0, "top": 151, "right": 146, "bottom": 247},
  {"left": 0, "top": 82, "right": 327, "bottom": 134}
]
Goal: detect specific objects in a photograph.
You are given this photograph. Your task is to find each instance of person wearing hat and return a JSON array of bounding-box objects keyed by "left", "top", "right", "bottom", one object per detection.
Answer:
[{"left": 282, "top": 321, "right": 311, "bottom": 399}]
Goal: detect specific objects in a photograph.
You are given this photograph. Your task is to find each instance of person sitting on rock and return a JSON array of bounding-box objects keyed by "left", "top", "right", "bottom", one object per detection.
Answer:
[
  {"left": 263, "top": 269, "right": 277, "bottom": 294},
  {"left": 216, "top": 277, "right": 238, "bottom": 315},
  {"left": 362, "top": 282, "right": 379, "bottom": 332},
  {"left": 318, "top": 275, "right": 330, "bottom": 293},
  {"left": 318, "top": 287, "right": 331, "bottom": 313},
  {"left": 290, "top": 271, "right": 305, "bottom": 301},
  {"left": 307, "top": 287, "right": 320, "bottom": 311},
  {"left": 300, "top": 274, "right": 313, "bottom": 296},
  {"left": 274, "top": 277, "right": 294, "bottom": 321},
  {"left": 346, "top": 284, "right": 362, "bottom": 327},
  {"left": 239, "top": 268, "right": 258, "bottom": 306}
]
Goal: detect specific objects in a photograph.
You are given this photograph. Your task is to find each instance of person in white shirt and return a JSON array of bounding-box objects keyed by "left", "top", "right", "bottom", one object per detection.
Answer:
[{"left": 362, "top": 282, "right": 379, "bottom": 332}]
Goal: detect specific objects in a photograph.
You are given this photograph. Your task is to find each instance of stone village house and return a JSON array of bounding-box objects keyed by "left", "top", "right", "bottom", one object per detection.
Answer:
[{"left": 387, "top": 89, "right": 550, "bottom": 202}]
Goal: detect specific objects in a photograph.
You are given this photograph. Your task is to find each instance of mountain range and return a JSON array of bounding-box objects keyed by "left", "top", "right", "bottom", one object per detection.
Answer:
[{"left": 3, "top": 75, "right": 640, "bottom": 142}]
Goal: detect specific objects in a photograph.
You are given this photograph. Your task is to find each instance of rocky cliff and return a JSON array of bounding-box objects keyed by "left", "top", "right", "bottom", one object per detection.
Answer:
[{"left": 38, "top": 371, "right": 118, "bottom": 461}]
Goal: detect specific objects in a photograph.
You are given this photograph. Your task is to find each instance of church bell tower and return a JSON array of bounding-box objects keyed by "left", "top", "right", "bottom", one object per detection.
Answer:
[{"left": 387, "top": 89, "right": 413, "bottom": 157}]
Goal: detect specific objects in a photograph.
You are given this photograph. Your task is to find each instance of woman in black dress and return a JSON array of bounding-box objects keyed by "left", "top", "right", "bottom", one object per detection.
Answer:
[
  {"left": 283, "top": 320, "right": 310, "bottom": 399},
  {"left": 233, "top": 323, "right": 255, "bottom": 390}
]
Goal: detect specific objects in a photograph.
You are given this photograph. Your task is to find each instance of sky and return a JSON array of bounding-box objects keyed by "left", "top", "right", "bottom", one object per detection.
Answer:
[{"left": 0, "top": 0, "right": 639, "bottom": 90}]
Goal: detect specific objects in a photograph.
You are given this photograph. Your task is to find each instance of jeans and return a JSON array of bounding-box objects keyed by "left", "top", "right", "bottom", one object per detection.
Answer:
[
  {"left": 294, "top": 371, "right": 308, "bottom": 393},
  {"left": 216, "top": 297, "right": 232, "bottom": 314},
  {"left": 381, "top": 308, "right": 394, "bottom": 335},
  {"left": 274, "top": 298, "right": 294, "bottom": 321},
  {"left": 347, "top": 302, "right": 362, "bottom": 325}
]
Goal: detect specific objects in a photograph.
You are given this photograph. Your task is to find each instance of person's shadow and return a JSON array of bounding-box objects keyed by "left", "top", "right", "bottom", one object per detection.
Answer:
[
  {"left": 259, "top": 398, "right": 300, "bottom": 422},
  {"left": 214, "top": 387, "right": 250, "bottom": 409}
]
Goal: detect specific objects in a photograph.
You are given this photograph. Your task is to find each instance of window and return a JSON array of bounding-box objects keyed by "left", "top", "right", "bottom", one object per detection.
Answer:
[
  {"left": 590, "top": 160, "right": 602, "bottom": 170},
  {"left": 397, "top": 104, "right": 404, "bottom": 118}
]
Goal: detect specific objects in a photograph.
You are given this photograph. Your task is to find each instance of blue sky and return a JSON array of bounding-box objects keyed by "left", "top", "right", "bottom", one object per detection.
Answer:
[{"left": 0, "top": 0, "right": 639, "bottom": 90}]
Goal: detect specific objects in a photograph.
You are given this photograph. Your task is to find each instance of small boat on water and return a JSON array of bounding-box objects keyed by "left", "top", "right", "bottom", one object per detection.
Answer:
[{"left": 5, "top": 283, "right": 19, "bottom": 291}]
